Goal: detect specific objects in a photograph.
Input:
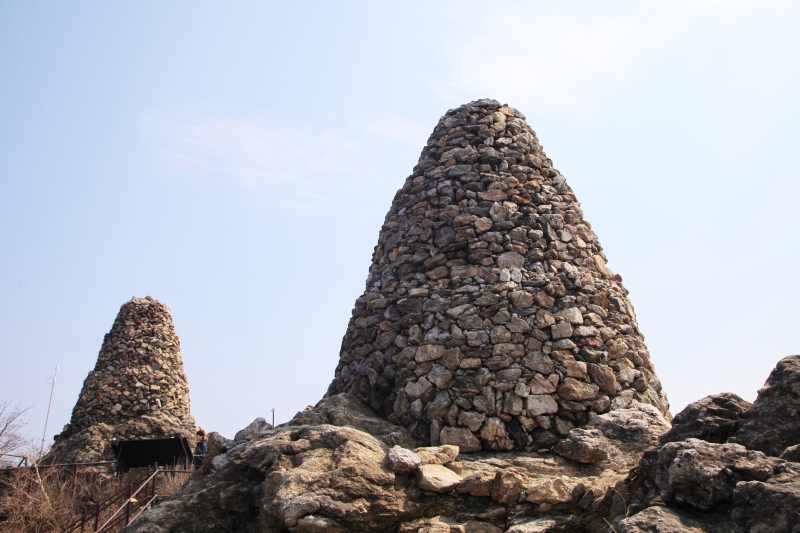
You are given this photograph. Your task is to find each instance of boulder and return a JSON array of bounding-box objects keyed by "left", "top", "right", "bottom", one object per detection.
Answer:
[
  {"left": 525, "top": 478, "right": 572, "bottom": 504},
  {"left": 440, "top": 427, "right": 482, "bottom": 452},
  {"left": 489, "top": 469, "right": 528, "bottom": 504},
  {"left": 287, "top": 393, "right": 416, "bottom": 448},
  {"left": 234, "top": 417, "right": 273, "bottom": 441},
  {"left": 418, "top": 464, "right": 462, "bottom": 492},
  {"left": 385, "top": 445, "right": 422, "bottom": 473},
  {"left": 659, "top": 393, "right": 751, "bottom": 446},
  {"left": 553, "top": 428, "right": 616, "bottom": 465},
  {"left": 729, "top": 355, "right": 800, "bottom": 456},
  {"left": 618, "top": 506, "right": 722, "bottom": 533},
  {"left": 732, "top": 477, "right": 800, "bottom": 532},
  {"left": 656, "top": 438, "right": 775, "bottom": 510},
  {"left": 589, "top": 404, "right": 671, "bottom": 455},
  {"left": 415, "top": 445, "right": 459, "bottom": 465}
]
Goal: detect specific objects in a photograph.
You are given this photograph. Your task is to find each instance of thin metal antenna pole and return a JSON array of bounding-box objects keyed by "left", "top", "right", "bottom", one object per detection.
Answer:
[{"left": 40, "top": 364, "right": 58, "bottom": 460}]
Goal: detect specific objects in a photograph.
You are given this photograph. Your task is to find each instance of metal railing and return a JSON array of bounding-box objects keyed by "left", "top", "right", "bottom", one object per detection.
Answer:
[
  {"left": 0, "top": 453, "right": 31, "bottom": 467},
  {"left": 1, "top": 460, "right": 118, "bottom": 497},
  {"left": 60, "top": 463, "right": 192, "bottom": 533}
]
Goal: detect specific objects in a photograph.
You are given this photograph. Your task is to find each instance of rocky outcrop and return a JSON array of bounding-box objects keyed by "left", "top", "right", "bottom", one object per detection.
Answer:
[
  {"left": 115, "top": 98, "right": 800, "bottom": 533},
  {"left": 728, "top": 355, "right": 800, "bottom": 456},
  {"left": 47, "top": 297, "right": 196, "bottom": 464},
  {"left": 619, "top": 355, "right": 800, "bottom": 533},
  {"left": 125, "top": 393, "right": 666, "bottom": 533},
  {"left": 658, "top": 393, "right": 750, "bottom": 446},
  {"left": 328, "top": 98, "right": 669, "bottom": 452}
]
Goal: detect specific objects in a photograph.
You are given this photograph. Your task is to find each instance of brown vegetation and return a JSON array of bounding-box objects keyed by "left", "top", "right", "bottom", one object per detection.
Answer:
[
  {"left": 0, "top": 399, "right": 191, "bottom": 532},
  {"left": 0, "top": 466, "right": 190, "bottom": 533},
  {"left": 0, "top": 400, "right": 32, "bottom": 468}
]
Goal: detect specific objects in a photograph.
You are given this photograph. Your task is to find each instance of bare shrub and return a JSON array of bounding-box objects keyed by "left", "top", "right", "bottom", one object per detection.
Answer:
[
  {"left": 0, "top": 465, "right": 191, "bottom": 532},
  {"left": 0, "top": 401, "right": 32, "bottom": 467},
  {"left": 0, "top": 398, "right": 191, "bottom": 531}
]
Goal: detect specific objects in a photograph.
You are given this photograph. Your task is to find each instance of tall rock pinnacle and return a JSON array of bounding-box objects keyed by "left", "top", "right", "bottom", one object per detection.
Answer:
[
  {"left": 329, "top": 99, "right": 669, "bottom": 451},
  {"left": 50, "top": 296, "right": 196, "bottom": 463}
]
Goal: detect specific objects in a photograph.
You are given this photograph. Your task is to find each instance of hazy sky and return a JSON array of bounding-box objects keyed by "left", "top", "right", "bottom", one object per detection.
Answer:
[{"left": 2, "top": 1, "right": 799, "bottom": 443}]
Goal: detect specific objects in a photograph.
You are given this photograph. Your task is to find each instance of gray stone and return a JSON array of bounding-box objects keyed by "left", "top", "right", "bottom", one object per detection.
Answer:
[
  {"left": 550, "top": 322, "right": 573, "bottom": 340},
  {"left": 234, "top": 417, "right": 273, "bottom": 441},
  {"left": 729, "top": 355, "right": 800, "bottom": 457},
  {"left": 385, "top": 445, "right": 422, "bottom": 473},
  {"left": 440, "top": 426, "right": 482, "bottom": 453},
  {"left": 418, "top": 464, "right": 462, "bottom": 492},
  {"left": 526, "top": 395, "right": 558, "bottom": 416},
  {"left": 557, "top": 378, "right": 598, "bottom": 401},
  {"left": 496, "top": 252, "right": 524, "bottom": 269}
]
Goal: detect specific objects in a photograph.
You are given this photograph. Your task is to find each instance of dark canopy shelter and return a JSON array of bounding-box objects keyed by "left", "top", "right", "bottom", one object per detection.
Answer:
[{"left": 111, "top": 435, "right": 193, "bottom": 473}]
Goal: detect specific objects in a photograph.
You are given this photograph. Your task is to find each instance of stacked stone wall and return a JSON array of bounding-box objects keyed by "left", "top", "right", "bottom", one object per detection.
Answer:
[
  {"left": 60, "top": 296, "right": 194, "bottom": 439},
  {"left": 329, "top": 99, "right": 669, "bottom": 451}
]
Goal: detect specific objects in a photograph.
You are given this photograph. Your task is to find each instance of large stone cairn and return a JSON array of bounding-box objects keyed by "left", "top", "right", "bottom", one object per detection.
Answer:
[
  {"left": 59, "top": 296, "right": 195, "bottom": 440},
  {"left": 330, "top": 99, "right": 669, "bottom": 451}
]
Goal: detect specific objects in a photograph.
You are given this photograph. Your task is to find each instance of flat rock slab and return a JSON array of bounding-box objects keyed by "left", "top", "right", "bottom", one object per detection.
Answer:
[{"left": 418, "top": 464, "right": 462, "bottom": 492}]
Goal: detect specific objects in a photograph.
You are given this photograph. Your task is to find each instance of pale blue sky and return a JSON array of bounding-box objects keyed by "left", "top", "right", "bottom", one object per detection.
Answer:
[{"left": 2, "top": 1, "right": 799, "bottom": 442}]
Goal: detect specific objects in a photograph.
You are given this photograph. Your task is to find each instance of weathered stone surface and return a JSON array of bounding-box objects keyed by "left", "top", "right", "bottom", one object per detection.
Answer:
[
  {"left": 622, "top": 356, "right": 800, "bottom": 533},
  {"left": 125, "top": 390, "right": 649, "bottom": 533},
  {"left": 557, "top": 378, "right": 598, "bottom": 401},
  {"left": 234, "top": 417, "right": 273, "bottom": 441},
  {"left": 505, "top": 519, "right": 563, "bottom": 533},
  {"left": 618, "top": 506, "right": 717, "bottom": 533},
  {"left": 416, "top": 444, "right": 459, "bottom": 465},
  {"left": 526, "top": 395, "right": 558, "bottom": 416},
  {"left": 553, "top": 428, "right": 614, "bottom": 464},
  {"left": 732, "top": 477, "right": 800, "bottom": 532},
  {"left": 729, "top": 355, "right": 800, "bottom": 456},
  {"left": 440, "top": 426, "right": 482, "bottom": 452},
  {"left": 286, "top": 393, "right": 416, "bottom": 448},
  {"left": 480, "top": 417, "right": 514, "bottom": 451},
  {"left": 418, "top": 464, "right": 462, "bottom": 492},
  {"left": 659, "top": 393, "right": 751, "bottom": 446},
  {"left": 656, "top": 438, "right": 775, "bottom": 510},
  {"left": 525, "top": 478, "right": 572, "bottom": 504},
  {"left": 589, "top": 404, "right": 671, "bottom": 455},
  {"left": 47, "top": 297, "right": 196, "bottom": 464},
  {"left": 328, "top": 99, "right": 669, "bottom": 452},
  {"left": 781, "top": 444, "right": 800, "bottom": 462},
  {"left": 386, "top": 445, "right": 422, "bottom": 472},
  {"left": 588, "top": 363, "right": 617, "bottom": 395},
  {"left": 490, "top": 469, "right": 529, "bottom": 504}
]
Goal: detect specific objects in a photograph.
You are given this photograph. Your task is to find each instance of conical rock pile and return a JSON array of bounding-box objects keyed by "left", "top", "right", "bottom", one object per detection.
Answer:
[
  {"left": 49, "top": 296, "right": 196, "bottom": 463},
  {"left": 329, "top": 99, "right": 669, "bottom": 451}
]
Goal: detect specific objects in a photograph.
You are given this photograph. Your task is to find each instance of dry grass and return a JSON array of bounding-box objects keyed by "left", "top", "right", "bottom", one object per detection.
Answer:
[{"left": 0, "top": 465, "right": 192, "bottom": 533}]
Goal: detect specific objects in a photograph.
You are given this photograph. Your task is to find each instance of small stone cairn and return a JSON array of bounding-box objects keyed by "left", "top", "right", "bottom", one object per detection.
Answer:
[
  {"left": 57, "top": 296, "right": 195, "bottom": 443},
  {"left": 329, "top": 99, "right": 669, "bottom": 452}
]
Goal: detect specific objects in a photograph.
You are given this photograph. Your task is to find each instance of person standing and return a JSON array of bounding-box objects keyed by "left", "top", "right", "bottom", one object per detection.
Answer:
[{"left": 193, "top": 429, "right": 208, "bottom": 467}]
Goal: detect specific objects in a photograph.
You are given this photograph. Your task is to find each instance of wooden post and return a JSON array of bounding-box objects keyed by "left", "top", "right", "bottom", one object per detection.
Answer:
[
  {"left": 151, "top": 462, "right": 158, "bottom": 497},
  {"left": 94, "top": 502, "right": 100, "bottom": 532},
  {"left": 72, "top": 463, "right": 79, "bottom": 498},
  {"left": 125, "top": 483, "right": 132, "bottom": 525},
  {"left": 80, "top": 506, "right": 86, "bottom": 533}
]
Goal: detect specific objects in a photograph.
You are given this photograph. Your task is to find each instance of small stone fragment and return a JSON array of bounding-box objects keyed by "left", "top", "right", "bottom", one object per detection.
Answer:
[
  {"left": 385, "top": 445, "right": 422, "bottom": 473},
  {"left": 418, "top": 464, "right": 462, "bottom": 492}
]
